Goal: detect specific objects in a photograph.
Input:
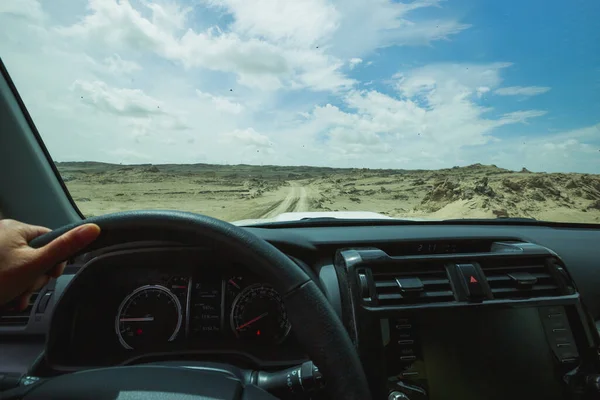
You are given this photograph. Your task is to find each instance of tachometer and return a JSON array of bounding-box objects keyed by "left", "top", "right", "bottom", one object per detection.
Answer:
[
  {"left": 116, "top": 285, "right": 182, "bottom": 350},
  {"left": 230, "top": 284, "right": 291, "bottom": 343}
]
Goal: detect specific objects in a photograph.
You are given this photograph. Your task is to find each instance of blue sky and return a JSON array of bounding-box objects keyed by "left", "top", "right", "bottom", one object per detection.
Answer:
[{"left": 0, "top": 0, "right": 598, "bottom": 173}]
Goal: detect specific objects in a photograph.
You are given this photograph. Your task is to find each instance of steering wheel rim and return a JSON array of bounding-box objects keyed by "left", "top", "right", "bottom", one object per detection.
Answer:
[{"left": 29, "top": 210, "right": 371, "bottom": 400}]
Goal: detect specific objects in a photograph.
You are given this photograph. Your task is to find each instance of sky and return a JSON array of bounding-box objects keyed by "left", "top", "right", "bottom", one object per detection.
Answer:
[{"left": 0, "top": 0, "right": 598, "bottom": 173}]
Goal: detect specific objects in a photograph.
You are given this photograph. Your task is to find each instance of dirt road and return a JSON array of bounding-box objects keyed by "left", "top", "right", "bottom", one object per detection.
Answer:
[{"left": 260, "top": 185, "right": 309, "bottom": 218}]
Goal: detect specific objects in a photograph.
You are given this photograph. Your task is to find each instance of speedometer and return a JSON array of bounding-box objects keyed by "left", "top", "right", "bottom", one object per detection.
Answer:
[
  {"left": 230, "top": 284, "right": 291, "bottom": 343},
  {"left": 115, "top": 285, "right": 182, "bottom": 350}
]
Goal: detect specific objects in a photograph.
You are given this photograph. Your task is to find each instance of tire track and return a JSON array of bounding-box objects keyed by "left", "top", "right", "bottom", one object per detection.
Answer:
[{"left": 259, "top": 185, "right": 309, "bottom": 218}]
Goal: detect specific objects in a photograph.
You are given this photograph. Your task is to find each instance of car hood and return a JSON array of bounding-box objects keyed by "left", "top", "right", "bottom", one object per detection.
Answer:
[{"left": 232, "top": 211, "right": 437, "bottom": 226}]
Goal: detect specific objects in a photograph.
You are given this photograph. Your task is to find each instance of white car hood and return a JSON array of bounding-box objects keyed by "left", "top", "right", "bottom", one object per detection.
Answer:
[{"left": 233, "top": 211, "right": 435, "bottom": 226}]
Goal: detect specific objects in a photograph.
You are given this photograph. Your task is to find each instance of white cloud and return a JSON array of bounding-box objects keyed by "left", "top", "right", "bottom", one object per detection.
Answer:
[
  {"left": 103, "top": 54, "right": 141, "bottom": 75},
  {"left": 54, "top": 0, "right": 351, "bottom": 92},
  {"left": 56, "top": 0, "right": 170, "bottom": 50},
  {"left": 285, "top": 62, "right": 553, "bottom": 167},
  {"left": 0, "top": 0, "right": 44, "bottom": 21},
  {"left": 476, "top": 86, "right": 490, "bottom": 98},
  {"left": 348, "top": 57, "right": 363, "bottom": 69},
  {"left": 146, "top": 1, "right": 191, "bottom": 33},
  {"left": 396, "top": 62, "right": 512, "bottom": 99},
  {"left": 498, "top": 110, "right": 548, "bottom": 124},
  {"left": 328, "top": 0, "right": 470, "bottom": 57},
  {"left": 196, "top": 90, "right": 244, "bottom": 114},
  {"left": 205, "top": 0, "right": 340, "bottom": 47},
  {"left": 222, "top": 128, "right": 271, "bottom": 148},
  {"left": 494, "top": 86, "right": 551, "bottom": 97},
  {"left": 288, "top": 52, "right": 355, "bottom": 91},
  {"left": 55, "top": 1, "right": 286, "bottom": 87},
  {"left": 71, "top": 80, "right": 164, "bottom": 118},
  {"left": 205, "top": 0, "right": 469, "bottom": 60},
  {"left": 52, "top": 0, "right": 472, "bottom": 93}
]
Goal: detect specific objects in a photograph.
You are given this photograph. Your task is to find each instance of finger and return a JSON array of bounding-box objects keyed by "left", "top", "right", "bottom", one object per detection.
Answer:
[
  {"left": 0, "top": 219, "right": 51, "bottom": 243},
  {"left": 18, "top": 275, "right": 50, "bottom": 311},
  {"left": 47, "top": 262, "right": 67, "bottom": 278},
  {"left": 32, "top": 273, "right": 51, "bottom": 292},
  {"left": 18, "top": 223, "right": 52, "bottom": 242},
  {"left": 33, "top": 224, "right": 101, "bottom": 272}
]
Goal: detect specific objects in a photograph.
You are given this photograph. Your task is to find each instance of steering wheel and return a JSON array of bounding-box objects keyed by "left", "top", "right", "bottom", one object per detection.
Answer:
[{"left": 23, "top": 211, "right": 371, "bottom": 400}]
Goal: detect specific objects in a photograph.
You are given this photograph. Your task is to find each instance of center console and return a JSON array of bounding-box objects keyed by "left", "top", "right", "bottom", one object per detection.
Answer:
[{"left": 333, "top": 240, "right": 600, "bottom": 400}]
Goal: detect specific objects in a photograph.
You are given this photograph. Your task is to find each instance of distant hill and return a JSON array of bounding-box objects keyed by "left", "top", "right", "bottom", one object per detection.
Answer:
[{"left": 55, "top": 161, "right": 515, "bottom": 176}]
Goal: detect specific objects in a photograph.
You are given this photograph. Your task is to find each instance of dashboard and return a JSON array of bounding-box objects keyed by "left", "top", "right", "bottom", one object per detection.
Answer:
[
  {"left": 48, "top": 247, "right": 305, "bottom": 368},
  {"left": 3, "top": 222, "right": 600, "bottom": 400}
]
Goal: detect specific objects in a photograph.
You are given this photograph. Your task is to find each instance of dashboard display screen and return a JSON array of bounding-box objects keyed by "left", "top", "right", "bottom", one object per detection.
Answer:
[
  {"left": 422, "top": 307, "right": 564, "bottom": 400},
  {"left": 189, "top": 275, "right": 222, "bottom": 337},
  {"left": 385, "top": 307, "right": 567, "bottom": 400}
]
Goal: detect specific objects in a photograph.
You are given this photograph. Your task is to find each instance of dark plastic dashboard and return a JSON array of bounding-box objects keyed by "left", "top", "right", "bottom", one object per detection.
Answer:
[{"left": 2, "top": 222, "right": 600, "bottom": 400}]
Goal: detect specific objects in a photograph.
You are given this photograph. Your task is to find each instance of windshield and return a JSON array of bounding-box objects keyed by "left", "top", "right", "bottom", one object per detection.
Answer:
[{"left": 1, "top": 1, "right": 598, "bottom": 225}]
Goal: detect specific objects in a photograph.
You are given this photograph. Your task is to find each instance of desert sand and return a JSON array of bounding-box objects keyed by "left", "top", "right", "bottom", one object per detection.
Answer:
[{"left": 56, "top": 162, "right": 600, "bottom": 224}]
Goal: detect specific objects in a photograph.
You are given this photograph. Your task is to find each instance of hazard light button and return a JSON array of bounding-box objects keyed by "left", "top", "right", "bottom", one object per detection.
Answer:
[{"left": 456, "top": 263, "right": 485, "bottom": 300}]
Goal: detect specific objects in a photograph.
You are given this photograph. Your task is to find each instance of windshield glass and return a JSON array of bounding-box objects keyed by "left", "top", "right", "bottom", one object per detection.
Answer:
[{"left": 1, "top": 1, "right": 599, "bottom": 224}]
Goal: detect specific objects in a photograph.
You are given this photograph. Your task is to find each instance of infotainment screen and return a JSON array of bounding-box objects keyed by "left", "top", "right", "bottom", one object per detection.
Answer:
[{"left": 383, "top": 307, "right": 573, "bottom": 400}]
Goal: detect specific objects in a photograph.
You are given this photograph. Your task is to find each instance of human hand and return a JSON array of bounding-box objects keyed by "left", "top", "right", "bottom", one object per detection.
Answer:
[{"left": 0, "top": 219, "right": 101, "bottom": 310}]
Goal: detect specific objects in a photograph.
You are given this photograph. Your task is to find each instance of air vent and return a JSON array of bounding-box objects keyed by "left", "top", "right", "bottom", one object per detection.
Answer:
[
  {"left": 481, "top": 259, "right": 561, "bottom": 299},
  {"left": 373, "top": 263, "right": 454, "bottom": 305},
  {"left": 0, "top": 291, "right": 39, "bottom": 326}
]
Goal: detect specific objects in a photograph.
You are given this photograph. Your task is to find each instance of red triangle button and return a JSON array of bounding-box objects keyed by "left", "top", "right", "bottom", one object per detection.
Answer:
[{"left": 469, "top": 276, "right": 478, "bottom": 284}]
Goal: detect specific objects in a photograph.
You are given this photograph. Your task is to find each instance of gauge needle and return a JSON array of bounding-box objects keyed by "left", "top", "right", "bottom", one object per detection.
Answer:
[
  {"left": 119, "top": 317, "right": 155, "bottom": 322},
  {"left": 236, "top": 312, "right": 268, "bottom": 330}
]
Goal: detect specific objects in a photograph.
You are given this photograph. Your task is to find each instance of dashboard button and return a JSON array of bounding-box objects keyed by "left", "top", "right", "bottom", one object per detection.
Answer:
[
  {"left": 456, "top": 263, "right": 485, "bottom": 300},
  {"left": 556, "top": 343, "right": 572, "bottom": 348},
  {"left": 542, "top": 315, "right": 568, "bottom": 330},
  {"left": 561, "top": 358, "right": 578, "bottom": 364},
  {"left": 358, "top": 272, "right": 371, "bottom": 300},
  {"left": 544, "top": 306, "right": 564, "bottom": 315},
  {"left": 36, "top": 291, "right": 53, "bottom": 313},
  {"left": 396, "top": 278, "right": 424, "bottom": 293},
  {"left": 553, "top": 335, "right": 571, "bottom": 343},
  {"left": 400, "top": 355, "right": 416, "bottom": 361},
  {"left": 401, "top": 371, "right": 419, "bottom": 378},
  {"left": 507, "top": 272, "right": 538, "bottom": 287},
  {"left": 388, "top": 391, "right": 410, "bottom": 400},
  {"left": 399, "top": 347, "right": 415, "bottom": 356},
  {"left": 557, "top": 348, "right": 579, "bottom": 360}
]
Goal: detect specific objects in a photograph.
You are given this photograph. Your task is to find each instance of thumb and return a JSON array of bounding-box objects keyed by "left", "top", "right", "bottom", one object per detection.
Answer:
[{"left": 32, "top": 224, "right": 101, "bottom": 271}]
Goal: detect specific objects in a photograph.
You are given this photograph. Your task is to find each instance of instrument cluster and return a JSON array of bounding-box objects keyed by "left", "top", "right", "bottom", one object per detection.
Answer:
[
  {"left": 114, "top": 269, "right": 291, "bottom": 351},
  {"left": 58, "top": 248, "right": 305, "bottom": 367}
]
